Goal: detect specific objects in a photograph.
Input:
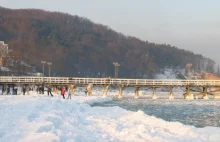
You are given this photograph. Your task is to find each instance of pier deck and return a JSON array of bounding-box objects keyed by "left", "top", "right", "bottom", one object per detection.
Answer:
[{"left": 1, "top": 76, "right": 220, "bottom": 99}]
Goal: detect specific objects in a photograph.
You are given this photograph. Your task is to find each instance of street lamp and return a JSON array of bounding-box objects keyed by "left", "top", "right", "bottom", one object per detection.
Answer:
[
  {"left": 113, "top": 62, "right": 120, "bottom": 78},
  {"left": 41, "top": 61, "right": 46, "bottom": 76},
  {"left": 47, "top": 62, "right": 52, "bottom": 77},
  {"left": 186, "top": 63, "right": 192, "bottom": 78}
]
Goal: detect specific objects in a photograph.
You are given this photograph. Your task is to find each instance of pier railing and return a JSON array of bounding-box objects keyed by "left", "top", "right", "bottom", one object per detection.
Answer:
[{"left": 0, "top": 76, "right": 220, "bottom": 87}]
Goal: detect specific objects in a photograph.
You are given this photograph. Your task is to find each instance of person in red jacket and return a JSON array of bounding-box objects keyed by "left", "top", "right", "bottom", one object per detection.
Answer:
[{"left": 61, "top": 87, "right": 66, "bottom": 99}]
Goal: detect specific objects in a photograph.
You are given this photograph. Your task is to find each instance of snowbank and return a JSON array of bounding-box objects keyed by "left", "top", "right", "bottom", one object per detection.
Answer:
[
  {"left": 0, "top": 94, "right": 220, "bottom": 142},
  {"left": 154, "top": 69, "right": 179, "bottom": 79}
]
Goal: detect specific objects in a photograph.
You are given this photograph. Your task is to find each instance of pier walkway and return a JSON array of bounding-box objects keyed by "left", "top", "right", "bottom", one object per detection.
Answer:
[{"left": 1, "top": 76, "right": 220, "bottom": 100}]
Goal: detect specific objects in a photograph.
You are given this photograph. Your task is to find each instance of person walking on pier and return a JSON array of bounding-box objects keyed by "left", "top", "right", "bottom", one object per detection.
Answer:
[
  {"left": 47, "top": 87, "right": 53, "bottom": 97},
  {"left": 61, "top": 87, "right": 66, "bottom": 99},
  {"left": 67, "top": 87, "right": 72, "bottom": 99}
]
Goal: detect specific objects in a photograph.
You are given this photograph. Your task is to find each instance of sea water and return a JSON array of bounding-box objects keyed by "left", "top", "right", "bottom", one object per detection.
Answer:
[{"left": 91, "top": 92, "right": 220, "bottom": 128}]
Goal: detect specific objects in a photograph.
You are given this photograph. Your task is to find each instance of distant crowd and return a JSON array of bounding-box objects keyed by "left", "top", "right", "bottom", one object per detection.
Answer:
[
  {"left": 1, "top": 77, "right": 112, "bottom": 98},
  {"left": 1, "top": 85, "right": 89, "bottom": 100}
]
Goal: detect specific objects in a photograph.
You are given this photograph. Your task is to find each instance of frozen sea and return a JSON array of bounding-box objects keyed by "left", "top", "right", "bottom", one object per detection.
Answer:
[
  {"left": 92, "top": 96, "right": 220, "bottom": 128},
  {"left": 1, "top": 90, "right": 220, "bottom": 142}
]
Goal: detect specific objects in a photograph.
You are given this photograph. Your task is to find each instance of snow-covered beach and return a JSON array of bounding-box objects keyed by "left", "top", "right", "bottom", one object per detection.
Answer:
[{"left": 1, "top": 93, "right": 220, "bottom": 142}]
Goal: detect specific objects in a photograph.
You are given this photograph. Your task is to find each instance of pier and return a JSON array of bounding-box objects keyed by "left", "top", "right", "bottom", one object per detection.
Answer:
[{"left": 1, "top": 76, "right": 220, "bottom": 99}]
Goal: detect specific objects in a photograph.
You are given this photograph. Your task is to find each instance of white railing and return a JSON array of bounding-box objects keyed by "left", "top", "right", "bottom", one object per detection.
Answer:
[{"left": 0, "top": 76, "right": 220, "bottom": 86}]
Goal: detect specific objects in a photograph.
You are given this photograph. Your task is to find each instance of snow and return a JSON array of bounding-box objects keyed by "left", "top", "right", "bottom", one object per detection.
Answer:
[
  {"left": 154, "top": 68, "right": 188, "bottom": 80},
  {"left": 1, "top": 93, "right": 220, "bottom": 142},
  {"left": 0, "top": 66, "right": 10, "bottom": 71},
  {"left": 154, "top": 69, "right": 178, "bottom": 79}
]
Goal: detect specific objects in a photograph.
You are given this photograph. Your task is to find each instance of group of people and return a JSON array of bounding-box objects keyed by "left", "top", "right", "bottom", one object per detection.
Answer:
[
  {"left": 38, "top": 86, "right": 72, "bottom": 99},
  {"left": 2, "top": 85, "right": 89, "bottom": 100},
  {"left": 61, "top": 87, "right": 89, "bottom": 98},
  {"left": 36, "top": 86, "right": 45, "bottom": 94},
  {"left": 1, "top": 87, "right": 18, "bottom": 95},
  {"left": 22, "top": 86, "right": 33, "bottom": 95},
  {"left": 21, "top": 85, "right": 72, "bottom": 99},
  {"left": 60, "top": 87, "right": 72, "bottom": 99}
]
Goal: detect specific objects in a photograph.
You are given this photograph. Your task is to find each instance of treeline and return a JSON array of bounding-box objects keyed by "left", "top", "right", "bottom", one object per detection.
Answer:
[{"left": 0, "top": 7, "right": 216, "bottom": 78}]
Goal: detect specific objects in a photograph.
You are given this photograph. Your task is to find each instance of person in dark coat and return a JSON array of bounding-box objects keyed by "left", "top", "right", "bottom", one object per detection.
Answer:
[
  {"left": 14, "top": 88, "right": 18, "bottom": 95},
  {"left": 42, "top": 86, "right": 44, "bottom": 94},
  {"left": 39, "top": 86, "right": 42, "bottom": 94},
  {"left": 47, "top": 87, "right": 53, "bottom": 97},
  {"left": 22, "top": 86, "right": 26, "bottom": 95}
]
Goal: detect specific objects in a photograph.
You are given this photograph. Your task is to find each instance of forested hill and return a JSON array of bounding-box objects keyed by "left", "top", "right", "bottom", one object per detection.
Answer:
[{"left": 0, "top": 7, "right": 216, "bottom": 77}]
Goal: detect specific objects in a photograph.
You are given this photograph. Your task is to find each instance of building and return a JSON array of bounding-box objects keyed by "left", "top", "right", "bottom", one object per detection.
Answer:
[{"left": 0, "top": 41, "right": 8, "bottom": 66}]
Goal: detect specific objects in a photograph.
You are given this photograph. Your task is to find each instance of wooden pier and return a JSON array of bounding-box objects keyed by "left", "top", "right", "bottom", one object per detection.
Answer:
[{"left": 1, "top": 76, "right": 220, "bottom": 99}]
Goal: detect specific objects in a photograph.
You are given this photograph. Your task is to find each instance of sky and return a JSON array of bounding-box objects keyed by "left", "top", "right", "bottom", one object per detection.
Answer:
[{"left": 1, "top": 0, "right": 220, "bottom": 65}]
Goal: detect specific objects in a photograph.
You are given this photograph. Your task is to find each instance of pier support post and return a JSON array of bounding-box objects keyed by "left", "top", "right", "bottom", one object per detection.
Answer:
[
  {"left": 87, "top": 84, "right": 93, "bottom": 96},
  {"left": 42, "top": 85, "right": 44, "bottom": 94},
  {"left": 202, "top": 87, "right": 209, "bottom": 100},
  {"left": 6, "top": 84, "right": 9, "bottom": 95},
  {"left": 3, "top": 84, "right": 6, "bottom": 95},
  {"left": 152, "top": 87, "right": 157, "bottom": 99},
  {"left": 71, "top": 85, "right": 76, "bottom": 96},
  {"left": 103, "top": 85, "right": 109, "bottom": 97},
  {"left": 118, "top": 85, "right": 124, "bottom": 98},
  {"left": 1, "top": 84, "right": 4, "bottom": 95},
  {"left": 52, "top": 86, "right": 56, "bottom": 93},
  {"left": 195, "top": 95, "right": 199, "bottom": 99},
  {"left": 134, "top": 87, "right": 140, "bottom": 99},
  {"left": 184, "top": 86, "right": 194, "bottom": 100},
  {"left": 169, "top": 87, "right": 174, "bottom": 100},
  {"left": 55, "top": 86, "right": 59, "bottom": 94},
  {"left": 12, "top": 85, "right": 15, "bottom": 95},
  {"left": 214, "top": 95, "right": 220, "bottom": 99}
]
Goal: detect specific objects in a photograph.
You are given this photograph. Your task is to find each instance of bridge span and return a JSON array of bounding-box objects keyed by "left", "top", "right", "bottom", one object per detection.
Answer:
[{"left": 1, "top": 76, "right": 220, "bottom": 100}]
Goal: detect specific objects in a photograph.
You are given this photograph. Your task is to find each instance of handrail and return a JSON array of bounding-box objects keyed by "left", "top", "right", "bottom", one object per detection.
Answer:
[{"left": 0, "top": 76, "right": 220, "bottom": 86}]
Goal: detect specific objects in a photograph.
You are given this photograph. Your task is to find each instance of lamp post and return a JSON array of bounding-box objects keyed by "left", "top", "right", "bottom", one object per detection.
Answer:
[
  {"left": 113, "top": 62, "right": 120, "bottom": 78},
  {"left": 41, "top": 61, "right": 46, "bottom": 76},
  {"left": 47, "top": 62, "right": 52, "bottom": 77},
  {"left": 186, "top": 63, "right": 192, "bottom": 78}
]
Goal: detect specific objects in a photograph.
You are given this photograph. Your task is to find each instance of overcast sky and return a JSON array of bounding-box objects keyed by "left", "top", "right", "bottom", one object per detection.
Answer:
[{"left": 1, "top": 0, "right": 220, "bottom": 64}]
